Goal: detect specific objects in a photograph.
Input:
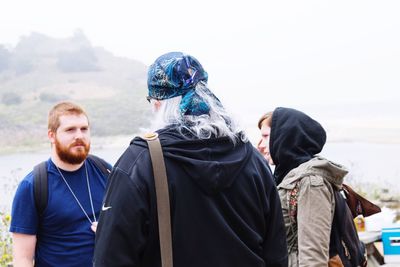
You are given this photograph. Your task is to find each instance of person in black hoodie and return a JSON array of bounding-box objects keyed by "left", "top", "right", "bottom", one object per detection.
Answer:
[
  {"left": 93, "top": 52, "right": 288, "bottom": 267},
  {"left": 257, "top": 107, "right": 350, "bottom": 267}
]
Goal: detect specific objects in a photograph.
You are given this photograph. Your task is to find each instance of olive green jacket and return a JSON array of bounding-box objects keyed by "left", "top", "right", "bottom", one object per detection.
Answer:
[{"left": 277, "top": 156, "right": 348, "bottom": 267}]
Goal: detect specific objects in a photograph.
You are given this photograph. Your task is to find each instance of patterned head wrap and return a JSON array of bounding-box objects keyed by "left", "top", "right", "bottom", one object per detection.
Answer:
[{"left": 147, "top": 52, "right": 220, "bottom": 116}]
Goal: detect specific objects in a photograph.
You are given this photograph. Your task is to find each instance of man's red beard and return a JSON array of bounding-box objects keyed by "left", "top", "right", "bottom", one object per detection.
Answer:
[{"left": 55, "top": 138, "right": 90, "bottom": 165}]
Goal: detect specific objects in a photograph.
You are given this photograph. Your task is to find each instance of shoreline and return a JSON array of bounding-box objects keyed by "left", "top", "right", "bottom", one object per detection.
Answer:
[
  {"left": 1, "top": 139, "right": 400, "bottom": 199},
  {"left": 0, "top": 134, "right": 135, "bottom": 156},
  {"left": 2, "top": 133, "right": 400, "bottom": 156}
]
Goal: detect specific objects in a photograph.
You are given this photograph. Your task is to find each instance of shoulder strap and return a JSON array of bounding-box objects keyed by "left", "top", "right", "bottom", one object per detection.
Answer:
[
  {"left": 87, "top": 154, "right": 111, "bottom": 177},
  {"left": 146, "top": 135, "right": 173, "bottom": 267},
  {"left": 33, "top": 161, "right": 48, "bottom": 216},
  {"left": 331, "top": 188, "right": 368, "bottom": 267}
]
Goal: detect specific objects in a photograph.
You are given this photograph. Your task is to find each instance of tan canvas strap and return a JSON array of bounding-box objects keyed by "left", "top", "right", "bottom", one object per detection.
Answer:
[{"left": 146, "top": 136, "right": 173, "bottom": 267}]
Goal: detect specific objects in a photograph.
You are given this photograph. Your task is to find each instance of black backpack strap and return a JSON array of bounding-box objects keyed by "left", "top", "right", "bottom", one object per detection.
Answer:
[
  {"left": 330, "top": 188, "right": 367, "bottom": 267},
  {"left": 87, "top": 154, "right": 111, "bottom": 177},
  {"left": 33, "top": 161, "right": 48, "bottom": 216}
]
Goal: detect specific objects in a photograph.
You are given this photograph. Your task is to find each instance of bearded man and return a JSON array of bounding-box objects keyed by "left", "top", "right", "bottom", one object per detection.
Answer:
[{"left": 10, "top": 101, "right": 111, "bottom": 267}]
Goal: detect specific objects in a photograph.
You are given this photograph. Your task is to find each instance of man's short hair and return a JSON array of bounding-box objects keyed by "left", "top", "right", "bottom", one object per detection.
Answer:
[{"left": 48, "top": 101, "right": 88, "bottom": 132}]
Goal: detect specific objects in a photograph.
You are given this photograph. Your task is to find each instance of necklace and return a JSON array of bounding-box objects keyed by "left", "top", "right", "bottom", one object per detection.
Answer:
[{"left": 56, "top": 161, "right": 97, "bottom": 225}]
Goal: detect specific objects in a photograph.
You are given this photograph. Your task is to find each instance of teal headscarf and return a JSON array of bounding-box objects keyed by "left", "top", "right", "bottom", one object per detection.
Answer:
[{"left": 147, "top": 52, "right": 220, "bottom": 116}]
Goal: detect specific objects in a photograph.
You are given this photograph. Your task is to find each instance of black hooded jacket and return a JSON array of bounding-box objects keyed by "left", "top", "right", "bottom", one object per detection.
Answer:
[
  {"left": 94, "top": 127, "right": 288, "bottom": 267},
  {"left": 269, "top": 107, "right": 326, "bottom": 185}
]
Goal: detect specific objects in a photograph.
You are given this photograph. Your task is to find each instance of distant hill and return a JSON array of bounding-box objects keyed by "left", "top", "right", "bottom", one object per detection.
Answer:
[{"left": 0, "top": 31, "right": 150, "bottom": 152}]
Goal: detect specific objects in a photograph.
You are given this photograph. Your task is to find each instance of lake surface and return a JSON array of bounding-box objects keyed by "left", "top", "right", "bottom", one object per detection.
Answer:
[{"left": 1, "top": 141, "right": 399, "bottom": 213}]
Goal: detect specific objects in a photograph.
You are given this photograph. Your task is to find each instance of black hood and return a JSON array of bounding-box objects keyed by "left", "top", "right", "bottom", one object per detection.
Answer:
[
  {"left": 133, "top": 127, "right": 252, "bottom": 195},
  {"left": 270, "top": 107, "right": 326, "bottom": 185}
]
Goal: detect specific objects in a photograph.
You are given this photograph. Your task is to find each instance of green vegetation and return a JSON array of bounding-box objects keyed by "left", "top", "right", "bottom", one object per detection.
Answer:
[
  {"left": 0, "top": 32, "right": 151, "bottom": 153},
  {"left": 0, "top": 212, "right": 12, "bottom": 266}
]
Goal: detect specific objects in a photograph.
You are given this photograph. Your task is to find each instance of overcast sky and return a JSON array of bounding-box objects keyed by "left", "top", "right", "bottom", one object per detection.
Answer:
[{"left": 1, "top": 0, "right": 399, "bottom": 133}]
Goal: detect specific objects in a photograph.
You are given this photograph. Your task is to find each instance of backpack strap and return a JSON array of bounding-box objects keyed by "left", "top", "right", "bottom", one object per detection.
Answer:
[
  {"left": 331, "top": 189, "right": 368, "bottom": 266},
  {"left": 87, "top": 154, "right": 111, "bottom": 177},
  {"left": 33, "top": 161, "right": 48, "bottom": 216}
]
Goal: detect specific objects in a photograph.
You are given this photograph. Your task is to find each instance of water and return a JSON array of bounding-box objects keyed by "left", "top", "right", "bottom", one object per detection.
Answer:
[
  {"left": 323, "top": 142, "right": 400, "bottom": 188},
  {"left": 0, "top": 146, "right": 125, "bottom": 213},
  {"left": 1, "top": 141, "right": 400, "bottom": 213}
]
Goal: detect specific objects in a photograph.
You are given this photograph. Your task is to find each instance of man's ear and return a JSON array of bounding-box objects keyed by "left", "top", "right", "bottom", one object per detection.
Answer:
[
  {"left": 48, "top": 130, "right": 56, "bottom": 144},
  {"left": 154, "top": 100, "right": 162, "bottom": 111}
]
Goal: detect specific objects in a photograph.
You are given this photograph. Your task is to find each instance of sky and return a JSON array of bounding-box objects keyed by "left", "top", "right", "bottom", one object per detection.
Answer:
[
  {"left": 1, "top": 0, "right": 400, "bottom": 193},
  {"left": 1, "top": 0, "right": 400, "bottom": 138}
]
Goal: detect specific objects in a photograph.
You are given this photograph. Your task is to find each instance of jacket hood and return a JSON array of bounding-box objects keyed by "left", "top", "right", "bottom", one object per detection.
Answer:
[
  {"left": 133, "top": 127, "right": 253, "bottom": 195},
  {"left": 279, "top": 157, "right": 348, "bottom": 189},
  {"left": 270, "top": 107, "right": 327, "bottom": 185}
]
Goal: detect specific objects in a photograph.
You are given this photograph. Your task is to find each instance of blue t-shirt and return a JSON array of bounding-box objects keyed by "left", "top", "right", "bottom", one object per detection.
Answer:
[{"left": 10, "top": 158, "right": 109, "bottom": 267}]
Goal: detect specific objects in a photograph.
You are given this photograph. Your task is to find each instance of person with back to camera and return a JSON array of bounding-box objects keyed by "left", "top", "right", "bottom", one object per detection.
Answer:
[{"left": 93, "top": 52, "right": 288, "bottom": 267}]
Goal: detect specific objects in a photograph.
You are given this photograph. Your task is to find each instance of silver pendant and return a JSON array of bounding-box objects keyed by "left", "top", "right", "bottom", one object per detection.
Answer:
[{"left": 91, "top": 221, "right": 98, "bottom": 233}]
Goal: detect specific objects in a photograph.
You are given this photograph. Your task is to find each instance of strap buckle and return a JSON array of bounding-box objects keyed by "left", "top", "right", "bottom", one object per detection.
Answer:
[{"left": 142, "top": 132, "right": 159, "bottom": 141}]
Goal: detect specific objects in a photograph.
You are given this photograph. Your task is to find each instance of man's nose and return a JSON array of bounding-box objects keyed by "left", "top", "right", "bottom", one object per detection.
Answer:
[{"left": 75, "top": 130, "right": 84, "bottom": 139}]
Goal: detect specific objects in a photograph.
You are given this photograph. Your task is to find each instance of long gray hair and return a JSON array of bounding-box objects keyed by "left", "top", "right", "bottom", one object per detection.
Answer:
[{"left": 151, "top": 83, "right": 247, "bottom": 144}]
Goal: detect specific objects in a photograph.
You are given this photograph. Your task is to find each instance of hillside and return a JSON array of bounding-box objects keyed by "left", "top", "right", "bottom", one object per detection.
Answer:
[{"left": 0, "top": 31, "right": 150, "bottom": 152}]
